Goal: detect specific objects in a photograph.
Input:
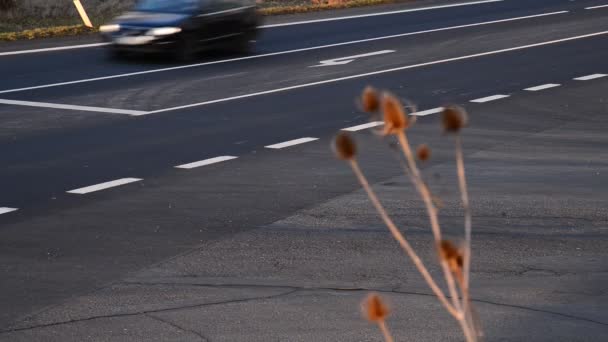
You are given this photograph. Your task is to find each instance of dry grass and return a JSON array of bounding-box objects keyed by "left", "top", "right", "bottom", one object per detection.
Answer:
[{"left": 334, "top": 88, "right": 481, "bottom": 341}]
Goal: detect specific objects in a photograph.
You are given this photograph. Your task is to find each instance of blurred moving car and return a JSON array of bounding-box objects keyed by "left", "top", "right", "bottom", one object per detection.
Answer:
[{"left": 99, "top": 0, "right": 260, "bottom": 60}]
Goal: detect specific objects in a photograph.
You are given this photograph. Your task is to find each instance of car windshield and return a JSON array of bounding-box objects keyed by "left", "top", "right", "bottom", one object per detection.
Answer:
[{"left": 136, "top": 0, "right": 199, "bottom": 13}]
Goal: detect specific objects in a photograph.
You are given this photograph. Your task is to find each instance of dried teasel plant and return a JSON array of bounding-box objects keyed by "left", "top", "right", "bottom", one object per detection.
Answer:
[
  {"left": 362, "top": 293, "right": 394, "bottom": 342},
  {"left": 333, "top": 88, "right": 480, "bottom": 341}
]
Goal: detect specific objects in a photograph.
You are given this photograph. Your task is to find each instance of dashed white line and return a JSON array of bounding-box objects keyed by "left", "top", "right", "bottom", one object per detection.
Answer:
[
  {"left": 411, "top": 107, "right": 445, "bottom": 116},
  {"left": 585, "top": 4, "right": 608, "bottom": 10},
  {"left": 342, "top": 121, "right": 384, "bottom": 131},
  {"left": 175, "top": 156, "right": 238, "bottom": 169},
  {"left": 0, "top": 11, "right": 568, "bottom": 94},
  {"left": 265, "top": 137, "right": 319, "bottom": 149},
  {"left": 0, "top": 99, "right": 148, "bottom": 116},
  {"left": 67, "top": 178, "right": 142, "bottom": 194},
  {"left": 0, "top": 207, "right": 18, "bottom": 215},
  {"left": 574, "top": 74, "right": 607, "bottom": 81},
  {"left": 524, "top": 83, "right": 561, "bottom": 91},
  {"left": 470, "top": 94, "right": 510, "bottom": 103},
  {"left": 0, "top": 43, "right": 109, "bottom": 57}
]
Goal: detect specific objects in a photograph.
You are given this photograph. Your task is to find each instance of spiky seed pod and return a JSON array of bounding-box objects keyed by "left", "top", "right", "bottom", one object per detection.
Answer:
[
  {"left": 417, "top": 144, "right": 431, "bottom": 162},
  {"left": 442, "top": 105, "right": 468, "bottom": 133},
  {"left": 439, "top": 240, "right": 464, "bottom": 281},
  {"left": 382, "top": 93, "right": 409, "bottom": 135},
  {"left": 333, "top": 132, "right": 357, "bottom": 160},
  {"left": 361, "top": 86, "right": 380, "bottom": 113},
  {"left": 363, "top": 293, "right": 390, "bottom": 322}
]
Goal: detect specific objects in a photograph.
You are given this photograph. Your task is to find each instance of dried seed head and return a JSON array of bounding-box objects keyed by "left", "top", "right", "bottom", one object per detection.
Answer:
[
  {"left": 333, "top": 132, "right": 357, "bottom": 160},
  {"left": 362, "top": 293, "right": 390, "bottom": 322},
  {"left": 439, "top": 240, "right": 464, "bottom": 281},
  {"left": 382, "top": 93, "right": 410, "bottom": 135},
  {"left": 442, "top": 105, "right": 468, "bottom": 133},
  {"left": 361, "top": 86, "right": 380, "bottom": 113},
  {"left": 417, "top": 144, "right": 431, "bottom": 162}
]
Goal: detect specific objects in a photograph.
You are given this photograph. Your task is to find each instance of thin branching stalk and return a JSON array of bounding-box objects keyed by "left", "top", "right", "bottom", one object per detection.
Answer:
[
  {"left": 349, "top": 159, "right": 461, "bottom": 319},
  {"left": 378, "top": 321, "right": 394, "bottom": 342}
]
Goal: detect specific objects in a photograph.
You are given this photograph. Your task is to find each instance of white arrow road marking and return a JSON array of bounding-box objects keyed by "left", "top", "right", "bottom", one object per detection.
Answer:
[{"left": 310, "top": 50, "right": 395, "bottom": 67}]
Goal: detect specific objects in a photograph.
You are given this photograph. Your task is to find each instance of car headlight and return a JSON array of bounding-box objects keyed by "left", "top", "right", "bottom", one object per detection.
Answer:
[
  {"left": 147, "top": 27, "right": 182, "bottom": 36},
  {"left": 99, "top": 24, "right": 120, "bottom": 33}
]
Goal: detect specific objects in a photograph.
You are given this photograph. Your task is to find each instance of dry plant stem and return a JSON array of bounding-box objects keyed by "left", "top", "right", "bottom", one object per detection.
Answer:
[
  {"left": 378, "top": 321, "right": 394, "bottom": 342},
  {"left": 441, "top": 261, "right": 463, "bottom": 311},
  {"left": 349, "top": 160, "right": 460, "bottom": 319},
  {"left": 455, "top": 135, "right": 472, "bottom": 292}
]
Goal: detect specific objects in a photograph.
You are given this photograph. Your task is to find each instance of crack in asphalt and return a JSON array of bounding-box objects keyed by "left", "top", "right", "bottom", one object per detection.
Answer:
[
  {"left": 144, "top": 312, "right": 209, "bottom": 342},
  {"left": 3, "top": 281, "right": 606, "bottom": 335}
]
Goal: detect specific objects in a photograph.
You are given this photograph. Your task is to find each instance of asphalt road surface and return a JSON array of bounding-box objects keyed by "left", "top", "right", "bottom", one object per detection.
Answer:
[{"left": 0, "top": 0, "right": 607, "bottom": 340}]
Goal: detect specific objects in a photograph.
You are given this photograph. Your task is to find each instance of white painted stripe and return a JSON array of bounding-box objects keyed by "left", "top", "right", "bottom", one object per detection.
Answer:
[
  {"left": 0, "top": 43, "right": 109, "bottom": 57},
  {"left": 470, "top": 94, "right": 509, "bottom": 103},
  {"left": 0, "top": 11, "right": 568, "bottom": 94},
  {"left": 175, "top": 156, "right": 237, "bottom": 169},
  {"left": 574, "top": 74, "right": 607, "bottom": 81},
  {"left": 265, "top": 137, "right": 319, "bottom": 149},
  {"left": 585, "top": 4, "right": 608, "bottom": 10},
  {"left": 342, "top": 121, "right": 384, "bottom": 131},
  {"left": 411, "top": 107, "right": 444, "bottom": 116},
  {"left": 151, "top": 29, "right": 608, "bottom": 114},
  {"left": 0, "top": 99, "right": 148, "bottom": 115},
  {"left": 67, "top": 178, "right": 142, "bottom": 194},
  {"left": 0, "top": 207, "right": 18, "bottom": 215},
  {"left": 261, "top": 0, "right": 504, "bottom": 28},
  {"left": 524, "top": 83, "right": 561, "bottom": 91}
]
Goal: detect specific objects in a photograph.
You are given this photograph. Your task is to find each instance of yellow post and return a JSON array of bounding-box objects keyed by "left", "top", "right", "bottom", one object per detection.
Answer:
[{"left": 73, "top": 0, "right": 93, "bottom": 28}]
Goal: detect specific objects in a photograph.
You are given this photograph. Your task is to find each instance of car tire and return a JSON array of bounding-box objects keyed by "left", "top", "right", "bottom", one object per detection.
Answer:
[
  {"left": 175, "top": 34, "right": 197, "bottom": 62},
  {"left": 233, "top": 31, "right": 255, "bottom": 54}
]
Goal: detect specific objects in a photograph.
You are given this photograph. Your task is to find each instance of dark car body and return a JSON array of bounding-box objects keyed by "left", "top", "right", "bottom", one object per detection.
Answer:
[{"left": 100, "top": 0, "right": 260, "bottom": 59}]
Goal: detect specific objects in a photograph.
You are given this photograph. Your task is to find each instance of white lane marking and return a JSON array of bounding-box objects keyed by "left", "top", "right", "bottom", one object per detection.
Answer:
[
  {"left": 470, "top": 94, "right": 509, "bottom": 103},
  {"left": 342, "top": 121, "right": 384, "bottom": 131},
  {"left": 574, "top": 73, "right": 607, "bottom": 81},
  {"left": 0, "top": 99, "right": 148, "bottom": 115},
  {"left": 585, "top": 4, "right": 608, "bottom": 10},
  {"left": 310, "top": 50, "right": 395, "bottom": 67},
  {"left": 265, "top": 137, "right": 319, "bottom": 149},
  {"left": 150, "top": 30, "right": 608, "bottom": 114},
  {"left": 261, "top": 0, "right": 504, "bottom": 28},
  {"left": 0, "top": 11, "right": 568, "bottom": 94},
  {"left": 67, "top": 178, "right": 142, "bottom": 194},
  {"left": 0, "top": 43, "right": 109, "bottom": 57},
  {"left": 175, "top": 156, "right": 237, "bottom": 169},
  {"left": 524, "top": 83, "right": 561, "bottom": 91},
  {"left": 0, "top": 207, "right": 18, "bottom": 215},
  {"left": 411, "top": 107, "right": 444, "bottom": 116}
]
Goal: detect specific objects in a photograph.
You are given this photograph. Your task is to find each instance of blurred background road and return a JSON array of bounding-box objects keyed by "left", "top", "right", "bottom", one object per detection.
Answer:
[{"left": 0, "top": 0, "right": 607, "bottom": 340}]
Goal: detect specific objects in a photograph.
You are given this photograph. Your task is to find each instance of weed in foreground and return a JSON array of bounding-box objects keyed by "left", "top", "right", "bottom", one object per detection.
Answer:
[{"left": 334, "top": 88, "right": 481, "bottom": 341}]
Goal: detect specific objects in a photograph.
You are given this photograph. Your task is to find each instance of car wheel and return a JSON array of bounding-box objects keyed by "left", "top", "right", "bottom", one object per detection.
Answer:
[
  {"left": 233, "top": 31, "right": 255, "bottom": 54},
  {"left": 175, "top": 34, "right": 197, "bottom": 62}
]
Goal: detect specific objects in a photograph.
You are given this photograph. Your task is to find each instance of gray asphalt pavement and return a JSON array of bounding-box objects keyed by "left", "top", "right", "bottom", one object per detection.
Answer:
[{"left": 0, "top": 0, "right": 607, "bottom": 340}]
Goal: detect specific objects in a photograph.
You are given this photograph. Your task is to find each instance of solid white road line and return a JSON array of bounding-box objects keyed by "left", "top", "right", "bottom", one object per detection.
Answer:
[
  {"left": 0, "top": 11, "right": 568, "bottom": 95},
  {"left": 0, "top": 207, "right": 18, "bottom": 215},
  {"left": 0, "top": 43, "right": 109, "bottom": 57},
  {"left": 524, "top": 83, "right": 561, "bottom": 91},
  {"left": 411, "top": 107, "right": 445, "bottom": 116},
  {"left": 265, "top": 137, "right": 319, "bottom": 149},
  {"left": 585, "top": 4, "right": 608, "bottom": 10},
  {"left": 261, "top": 0, "right": 503, "bottom": 28},
  {"left": 470, "top": 94, "right": 509, "bottom": 103},
  {"left": 574, "top": 73, "right": 607, "bottom": 81},
  {"left": 151, "top": 30, "right": 608, "bottom": 114},
  {"left": 175, "top": 156, "right": 238, "bottom": 169},
  {"left": 67, "top": 178, "right": 142, "bottom": 194},
  {"left": 0, "top": 99, "right": 148, "bottom": 115},
  {"left": 342, "top": 121, "right": 384, "bottom": 131}
]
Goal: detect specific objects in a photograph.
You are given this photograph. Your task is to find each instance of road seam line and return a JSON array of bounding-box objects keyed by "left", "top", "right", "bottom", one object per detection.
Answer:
[
  {"left": 67, "top": 178, "right": 142, "bottom": 194},
  {"left": 175, "top": 156, "right": 238, "bottom": 169},
  {"left": 261, "top": 0, "right": 503, "bottom": 28},
  {"left": 0, "top": 99, "right": 148, "bottom": 115},
  {"left": 470, "top": 94, "right": 509, "bottom": 103},
  {"left": 574, "top": 74, "right": 607, "bottom": 81},
  {"left": 524, "top": 83, "right": 561, "bottom": 91},
  {"left": 150, "top": 29, "right": 608, "bottom": 114},
  {"left": 0, "top": 207, "right": 18, "bottom": 215},
  {"left": 0, "top": 11, "right": 568, "bottom": 94},
  {"left": 265, "top": 137, "right": 319, "bottom": 149},
  {"left": 342, "top": 121, "right": 384, "bottom": 131},
  {"left": 411, "top": 107, "right": 445, "bottom": 116}
]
